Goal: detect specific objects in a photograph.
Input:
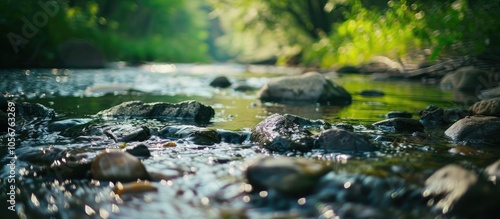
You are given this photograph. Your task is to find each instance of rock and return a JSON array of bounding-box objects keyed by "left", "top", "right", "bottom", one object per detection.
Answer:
[
  {"left": 333, "top": 123, "right": 354, "bottom": 131},
  {"left": 217, "top": 130, "right": 250, "bottom": 144},
  {"left": 359, "top": 56, "right": 403, "bottom": 73},
  {"left": 250, "top": 114, "right": 314, "bottom": 152},
  {"left": 245, "top": 156, "right": 330, "bottom": 196},
  {"left": 58, "top": 39, "right": 106, "bottom": 68},
  {"left": 469, "top": 97, "right": 500, "bottom": 117},
  {"left": 385, "top": 111, "right": 412, "bottom": 119},
  {"left": 209, "top": 76, "right": 232, "bottom": 88},
  {"left": 119, "top": 126, "right": 151, "bottom": 142},
  {"left": 96, "top": 100, "right": 215, "bottom": 123},
  {"left": 284, "top": 114, "right": 331, "bottom": 130},
  {"left": 485, "top": 159, "right": 500, "bottom": 180},
  {"left": 445, "top": 116, "right": 500, "bottom": 146},
  {"left": 419, "top": 105, "right": 468, "bottom": 126},
  {"left": 423, "top": 164, "right": 477, "bottom": 213},
  {"left": 114, "top": 181, "right": 158, "bottom": 195},
  {"left": 256, "top": 72, "right": 352, "bottom": 105},
  {"left": 17, "top": 102, "right": 56, "bottom": 123},
  {"left": 47, "top": 119, "right": 92, "bottom": 132},
  {"left": 440, "top": 67, "right": 493, "bottom": 91},
  {"left": 314, "top": 129, "right": 375, "bottom": 152},
  {"left": 91, "top": 149, "right": 149, "bottom": 182},
  {"left": 359, "top": 90, "right": 385, "bottom": 97},
  {"left": 479, "top": 86, "right": 500, "bottom": 99},
  {"left": 125, "top": 144, "right": 151, "bottom": 158},
  {"left": 159, "top": 125, "right": 221, "bottom": 145},
  {"left": 372, "top": 118, "right": 424, "bottom": 133}
]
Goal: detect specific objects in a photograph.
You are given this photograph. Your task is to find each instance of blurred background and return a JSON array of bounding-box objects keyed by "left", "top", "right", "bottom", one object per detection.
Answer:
[{"left": 0, "top": 0, "right": 499, "bottom": 68}]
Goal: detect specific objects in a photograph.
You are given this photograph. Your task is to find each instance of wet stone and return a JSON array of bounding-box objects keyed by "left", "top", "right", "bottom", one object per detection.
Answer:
[
  {"left": 419, "top": 105, "right": 468, "bottom": 126},
  {"left": 423, "top": 164, "right": 477, "bottom": 213},
  {"left": 372, "top": 118, "right": 424, "bottom": 133},
  {"left": 91, "top": 149, "right": 150, "bottom": 182},
  {"left": 256, "top": 72, "right": 352, "bottom": 105},
  {"left": 284, "top": 114, "right": 332, "bottom": 130},
  {"left": 47, "top": 118, "right": 93, "bottom": 132},
  {"left": 445, "top": 116, "right": 500, "bottom": 146},
  {"left": 385, "top": 111, "right": 412, "bottom": 119},
  {"left": 209, "top": 76, "right": 232, "bottom": 88},
  {"left": 119, "top": 126, "right": 151, "bottom": 142},
  {"left": 159, "top": 125, "right": 221, "bottom": 145},
  {"left": 125, "top": 143, "right": 151, "bottom": 158},
  {"left": 217, "top": 129, "right": 250, "bottom": 144},
  {"left": 314, "top": 129, "right": 375, "bottom": 152},
  {"left": 245, "top": 156, "right": 330, "bottom": 196},
  {"left": 333, "top": 123, "right": 354, "bottom": 131},
  {"left": 17, "top": 102, "right": 56, "bottom": 123},
  {"left": 484, "top": 159, "right": 500, "bottom": 180},
  {"left": 250, "top": 114, "right": 314, "bottom": 152},
  {"left": 96, "top": 100, "right": 215, "bottom": 123},
  {"left": 469, "top": 97, "right": 500, "bottom": 117}
]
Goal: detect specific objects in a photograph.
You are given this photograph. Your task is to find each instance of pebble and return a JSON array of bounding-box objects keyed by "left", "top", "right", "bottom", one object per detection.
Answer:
[{"left": 91, "top": 149, "right": 150, "bottom": 182}]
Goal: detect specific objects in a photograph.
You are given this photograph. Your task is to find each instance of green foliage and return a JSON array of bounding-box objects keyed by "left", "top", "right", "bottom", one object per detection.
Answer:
[
  {"left": 305, "top": 0, "right": 500, "bottom": 67},
  {"left": 0, "top": 0, "right": 210, "bottom": 67}
]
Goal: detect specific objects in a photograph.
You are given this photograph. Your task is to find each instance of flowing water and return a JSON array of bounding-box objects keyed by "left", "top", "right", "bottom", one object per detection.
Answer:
[{"left": 1, "top": 64, "right": 498, "bottom": 218}]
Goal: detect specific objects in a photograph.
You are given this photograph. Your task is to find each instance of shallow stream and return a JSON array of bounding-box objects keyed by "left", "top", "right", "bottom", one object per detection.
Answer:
[{"left": 1, "top": 64, "right": 498, "bottom": 218}]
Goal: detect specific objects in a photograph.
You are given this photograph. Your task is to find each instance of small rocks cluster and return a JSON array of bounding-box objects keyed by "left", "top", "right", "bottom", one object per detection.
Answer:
[
  {"left": 250, "top": 113, "right": 375, "bottom": 153},
  {"left": 445, "top": 97, "right": 500, "bottom": 145}
]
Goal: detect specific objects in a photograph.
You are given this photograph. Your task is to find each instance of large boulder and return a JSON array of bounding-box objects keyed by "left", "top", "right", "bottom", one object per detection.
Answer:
[
  {"left": 256, "top": 72, "right": 352, "bottom": 105},
  {"left": 445, "top": 116, "right": 500, "bottom": 146},
  {"left": 250, "top": 114, "right": 314, "bottom": 152},
  {"left": 440, "top": 67, "right": 493, "bottom": 91},
  {"left": 314, "top": 129, "right": 375, "bottom": 152},
  {"left": 359, "top": 56, "right": 404, "bottom": 73},
  {"left": 469, "top": 97, "right": 500, "bottom": 117},
  {"left": 96, "top": 100, "right": 214, "bottom": 123}
]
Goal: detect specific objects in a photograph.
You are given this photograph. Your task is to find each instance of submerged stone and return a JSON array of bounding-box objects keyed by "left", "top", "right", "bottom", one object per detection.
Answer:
[
  {"left": 314, "top": 129, "right": 375, "bottom": 152},
  {"left": 372, "top": 118, "right": 424, "bottom": 133},
  {"left": 245, "top": 156, "right": 330, "bottom": 196},
  {"left": 419, "top": 105, "right": 468, "bottom": 126},
  {"left": 256, "top": 72, "right": 352, "bottom": 105},
  {"left": 250, "top": 114, "right": 314, "bottom": 152},
  {"left": 47, "top": 118, "right": 93, "bottom": 132},
  {"left": 91, "top": 149, "right": 149, "bottom": 182},
  {"left": 445, "top": 116, "right": 500, "bottom": 146},
  {"left": 96, "top": 100, "right": 215, "bottom": 123}
]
